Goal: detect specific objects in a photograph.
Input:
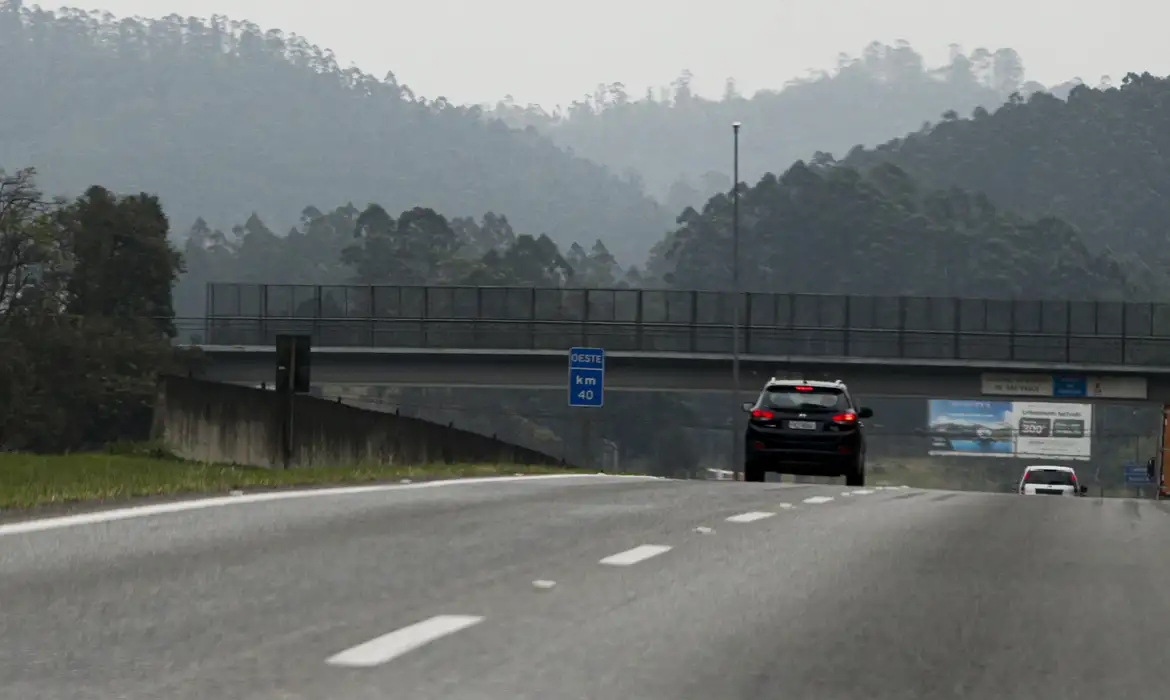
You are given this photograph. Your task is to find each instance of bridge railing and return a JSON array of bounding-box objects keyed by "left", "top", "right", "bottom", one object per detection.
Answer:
[{"left": 200, "top": 283, "right": 1170, "bottom": 365}]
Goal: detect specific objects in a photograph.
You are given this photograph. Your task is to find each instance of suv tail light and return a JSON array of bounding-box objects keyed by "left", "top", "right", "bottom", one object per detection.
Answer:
[
  {"left": 751, "top": 409, "right": 774, "bottom": 420},
  {"left": 831, "top": 412, "right": 856, "bottom": 424}
]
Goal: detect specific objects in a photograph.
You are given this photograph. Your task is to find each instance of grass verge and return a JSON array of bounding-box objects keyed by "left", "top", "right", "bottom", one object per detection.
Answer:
[{"left": 0, "top": 451, "right": 590, "bottom": 511}]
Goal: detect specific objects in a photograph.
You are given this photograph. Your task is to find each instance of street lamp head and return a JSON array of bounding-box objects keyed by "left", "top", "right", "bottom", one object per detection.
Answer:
[{"left": 732, "top": 121, "right": 741, "bottom": 129}]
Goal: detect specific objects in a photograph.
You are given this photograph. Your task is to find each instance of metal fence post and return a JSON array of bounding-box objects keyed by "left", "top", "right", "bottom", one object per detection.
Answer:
[
  {"left": 635, "top": 289, "right": 644, "bottom": 351},
  {"left": 843, "top": 294, "right": 851, "bottom": 356},
  {"left": 368, "top": 285, "right": 376, "bottom": 346},
  {"left": 689, "top": 290, "right": 698, "bottom": 353},
  {"left": 581, "top": 288, "right": 589, "bottom": 347},
  {"left": 897, "top": 295, "right": 906, "bottom": 357},
  {"left": 1009, "top": 298, "right": 1017, "bottom": 361},
  {"left": 952, "top": 297, "right": 960, "bottom": 359},
  {"left": 531, "top": 287, "right": 538, "bottom": 350},
  {"left": 421, "top": 286, "right": 429, "bottom": 348}
]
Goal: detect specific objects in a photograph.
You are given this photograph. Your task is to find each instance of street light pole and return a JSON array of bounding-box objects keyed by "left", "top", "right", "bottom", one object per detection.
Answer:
[{"left": 730, "top": 121, "right": 742, "bottom": 478}]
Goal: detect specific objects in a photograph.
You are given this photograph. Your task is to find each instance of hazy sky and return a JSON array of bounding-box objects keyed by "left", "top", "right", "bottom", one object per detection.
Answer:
[{"left": 82, "top": 0, "right": 1164, "bottom": 108}]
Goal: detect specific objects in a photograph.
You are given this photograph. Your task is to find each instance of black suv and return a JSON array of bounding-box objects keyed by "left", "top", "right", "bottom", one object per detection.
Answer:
[{"left": 741, "top": 379, "right": 873, "bottom": 485}]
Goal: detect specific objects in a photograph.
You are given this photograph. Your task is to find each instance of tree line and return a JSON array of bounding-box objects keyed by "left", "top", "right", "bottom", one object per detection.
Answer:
[{"left": 0, "top": 168, "right": 184, "bottom": 451}]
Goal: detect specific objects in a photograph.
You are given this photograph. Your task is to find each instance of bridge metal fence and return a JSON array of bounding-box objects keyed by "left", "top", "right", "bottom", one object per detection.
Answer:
[{"left": 200, "top": 283, "right": 1170, "bottom": 365}]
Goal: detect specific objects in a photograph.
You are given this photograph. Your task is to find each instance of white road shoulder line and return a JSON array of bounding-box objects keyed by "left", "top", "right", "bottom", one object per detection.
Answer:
[
  {"left": 726, "top": 511, "right": 775, "bottom": 523},
  {"left": 802, "top": 496, "right": 834, "bottom": 504},
  {"left": 0, "top": 474, "right": 661, "bottom": 537},
  {"left": 600, "top": 544, "right": 672, "bottom": 566},
  {"left": 326, "top": 615, "right": 484, "bottom": 668}
]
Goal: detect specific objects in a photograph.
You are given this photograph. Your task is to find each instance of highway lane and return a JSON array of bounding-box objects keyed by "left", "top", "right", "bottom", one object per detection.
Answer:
[{"left": 2, "top": 475, "right": 1169, "bottom": 699}]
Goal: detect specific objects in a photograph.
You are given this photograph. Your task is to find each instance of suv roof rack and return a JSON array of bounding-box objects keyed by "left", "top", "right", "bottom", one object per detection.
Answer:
[{"left": 765, "top": 377, "right": 847, "bottom": 388}]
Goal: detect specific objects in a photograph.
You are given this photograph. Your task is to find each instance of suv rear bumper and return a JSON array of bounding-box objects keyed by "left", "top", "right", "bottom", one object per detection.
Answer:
[{"left": 745, "top": 450, "right": 856, "bottom": 477}]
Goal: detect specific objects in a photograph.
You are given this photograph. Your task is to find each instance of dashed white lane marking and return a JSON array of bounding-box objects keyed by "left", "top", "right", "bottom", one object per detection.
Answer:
[
  {"left": 326, "top": 615, "right": 484, "bottom": 668},
  {"left": 600, "top": 544, "right": 672, "bottom": 566},
  {"left": 0, "top": 474, "right": 661, "bottom": 537},
  {"left": 802, "top": 496, "right": 834, "bottom": 505},
  {"left": 778, "top": 503, "right": 794, "bottom": 509},
  {"left": 726, "top": 511, "right": 775, "bottom": 523},
  {"left": 851, "top": 489, "right": 875, "bottom": 495},
  {"left": 532, "top": 580, "right": 556, "bottom": 589}
]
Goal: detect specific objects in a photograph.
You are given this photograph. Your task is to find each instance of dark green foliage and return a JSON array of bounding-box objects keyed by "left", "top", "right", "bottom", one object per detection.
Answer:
[
  {"left": 0, "top": 169, "right": 184, "bottom": 451},
  {"left": 651, "top": 161, "right": 1132, "bottom": 299},
  {"left": 0, "top": 3, "right": 671, "bottom": 271},
  {"left": 842, "top": 73, "right": 1170, "bottom": 297}
]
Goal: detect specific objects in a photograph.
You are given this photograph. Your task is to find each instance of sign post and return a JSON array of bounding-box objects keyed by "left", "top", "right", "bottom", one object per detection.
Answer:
[
  {"left": 1160, "top": 406, "right": 1170, "bottom": 500},
  {"left": 568, "top": 347, "right": 604, "bottom": 470},
  {"left": 1124, "top": 462, "right": 1153, "bottom": 498},
  {"left": 275, "top": 334, "right": 311, "bottom": 469}
]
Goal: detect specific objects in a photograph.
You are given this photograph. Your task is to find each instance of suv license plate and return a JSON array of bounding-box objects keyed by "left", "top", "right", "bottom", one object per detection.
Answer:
[{"left": 788, "top": 420, "right": 817, "bottom": 430}]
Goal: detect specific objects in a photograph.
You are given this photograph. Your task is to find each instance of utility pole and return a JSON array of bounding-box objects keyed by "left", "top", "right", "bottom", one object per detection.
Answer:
[
  {"left": 730, "top": 121, "right": 742, "bottom": 479},
  {"left": 275, "top": 334, "right": 311, "bottom": 469}
]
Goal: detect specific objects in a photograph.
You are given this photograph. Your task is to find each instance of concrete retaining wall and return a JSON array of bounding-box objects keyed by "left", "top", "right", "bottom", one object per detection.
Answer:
[{"left": 151, "top": 375, "right": 565, "bottom": 469}]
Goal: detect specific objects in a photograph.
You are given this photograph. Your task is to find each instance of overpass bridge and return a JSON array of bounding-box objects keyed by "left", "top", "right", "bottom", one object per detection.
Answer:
[{"left": 186, "top": 283, "right": 1170, "bottom": 401}]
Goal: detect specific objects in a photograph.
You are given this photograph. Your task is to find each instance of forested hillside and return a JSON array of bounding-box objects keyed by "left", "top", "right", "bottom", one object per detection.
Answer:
[
  {"left": 649, "top": 161, "right": 1132, "bottom": 299},
  {"left": 842, "top": 72, "right": 1170, "bottom": 297},
  {"left": 488, "top": 42, "right": 1057, "bottom": 210},
  {"left": 0, "top": 3, "right": 670, "bottom": 269}
]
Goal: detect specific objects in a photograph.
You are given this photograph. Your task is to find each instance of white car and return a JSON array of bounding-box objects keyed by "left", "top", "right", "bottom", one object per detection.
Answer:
[{"left": 1017, "top": 465, "right": 1087, "bottom": 496}]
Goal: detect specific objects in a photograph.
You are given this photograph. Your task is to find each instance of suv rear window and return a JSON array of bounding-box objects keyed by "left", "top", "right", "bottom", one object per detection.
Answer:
[
  {"left": 1025, "top": 469, "right": 1075, "bottom": 485},
  {"left": 762, "top": 386, "right": 846, "bottom": 411}
]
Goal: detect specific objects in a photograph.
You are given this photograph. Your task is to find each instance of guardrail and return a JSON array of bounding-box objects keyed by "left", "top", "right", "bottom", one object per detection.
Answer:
[{"left": 195, "top": 283, "right": 1170, "bottom": 366}]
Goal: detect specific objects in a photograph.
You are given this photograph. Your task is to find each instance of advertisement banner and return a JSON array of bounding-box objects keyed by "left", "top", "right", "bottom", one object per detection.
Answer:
[
  {"left": 1011, "top": 402, "right": 1092, "bottom": 461},
  {"left": 927, "top": 400, "right": 1015, "bottom": 457},
  {"left": 927, "top": 399, "right": 1092, "bottom": 460}
]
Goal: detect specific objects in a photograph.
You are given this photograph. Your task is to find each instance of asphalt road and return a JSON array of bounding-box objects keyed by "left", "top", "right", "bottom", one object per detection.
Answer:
[{"left": 3, "top": 474, "right": 1169, "bottom": 699}]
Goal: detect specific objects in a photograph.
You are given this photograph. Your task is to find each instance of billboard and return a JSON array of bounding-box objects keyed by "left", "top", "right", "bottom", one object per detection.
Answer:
[
  {"left": 927, "top": 400, "right": 1092, "bottom": 460},
  {"left": 928, "top": 400, "right": 1015, "bottom": 457},
  {"left": 1012, "top": 402, "right": 1091, "bottom": 461}
]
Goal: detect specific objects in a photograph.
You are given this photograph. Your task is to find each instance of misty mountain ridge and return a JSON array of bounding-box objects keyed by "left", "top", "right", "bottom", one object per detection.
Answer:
[
  {"left": 0, "top": 2, "right": 1153, "bottom": 287},
  {"left": 484, "top": 41, "right": 1102, "bottom": 209}
]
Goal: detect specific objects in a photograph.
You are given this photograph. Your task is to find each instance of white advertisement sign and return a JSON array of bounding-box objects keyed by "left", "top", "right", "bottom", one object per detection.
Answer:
[
  {"left": 927, "top": 400, "right": 1092, "bottom": 460},
  {"left": 1085, "top": 376, "right": 1147, "bottom": 400},
  {"left": 1011, "top": 402, "right": 1092, "bottom": 461},
  {"left": 982, "top": 374, "right": 1053, "bottom": 397}
]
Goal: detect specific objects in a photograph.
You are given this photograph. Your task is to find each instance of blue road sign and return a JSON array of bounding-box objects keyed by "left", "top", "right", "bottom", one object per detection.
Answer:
[
  {"left": 1124, "top": 463, "right": 1152, "bottom": 485},
  {"left": 1053, "top": 375, "right": 1087, "bottom": 398},
  {"left": 568, "top": 347, "right": 604, "bottom": 407}
]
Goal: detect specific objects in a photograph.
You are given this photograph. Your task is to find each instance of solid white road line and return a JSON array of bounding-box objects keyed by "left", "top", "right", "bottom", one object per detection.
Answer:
[
  {"left": 802, "top": 496, "right": 834, "bottom": 504},
  {"left": 326, "top": 615, "right": 484, "bottom": 668},
  {"left": 599, "top": 544, "right": 672, "bottom": 566},
  {"left": 725, "top": 511, "right": 775, "bottom": 523},
  {"left": 0, "top": 474, "right": 661, "bottom": 537}
]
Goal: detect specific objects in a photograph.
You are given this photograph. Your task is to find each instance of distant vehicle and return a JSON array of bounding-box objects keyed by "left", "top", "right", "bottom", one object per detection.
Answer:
[
  {"left": 1017, "top": 465, "right": 1088, "bottom": 496},
  {"left": 742, "top": 379, "right": 873, "bottom": 486}
]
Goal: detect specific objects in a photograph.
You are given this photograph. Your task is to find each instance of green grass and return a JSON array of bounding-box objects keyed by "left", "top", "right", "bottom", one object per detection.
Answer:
[{"left": 0, "top": 451, "right": 590, "bottom": 510}]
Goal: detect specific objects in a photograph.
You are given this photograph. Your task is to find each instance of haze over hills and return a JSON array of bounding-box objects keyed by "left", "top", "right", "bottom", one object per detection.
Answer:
[
  {"left": 485, "top": 42, "right": 1091, "bottom": 210},
  {"left": 0, "top": 4, "right": 671, "bottom": 267},
  {"left": 0, "top": 3, "right": 1087, "bottom": 276}
]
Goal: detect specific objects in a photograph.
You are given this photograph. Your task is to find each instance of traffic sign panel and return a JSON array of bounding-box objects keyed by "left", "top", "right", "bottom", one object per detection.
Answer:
[
  {"left": 568, "top": 347, "right": 604, "bottom": 407},
  {"left": 1124, "top": 463, "right": 1152, "bottom": 485}
]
